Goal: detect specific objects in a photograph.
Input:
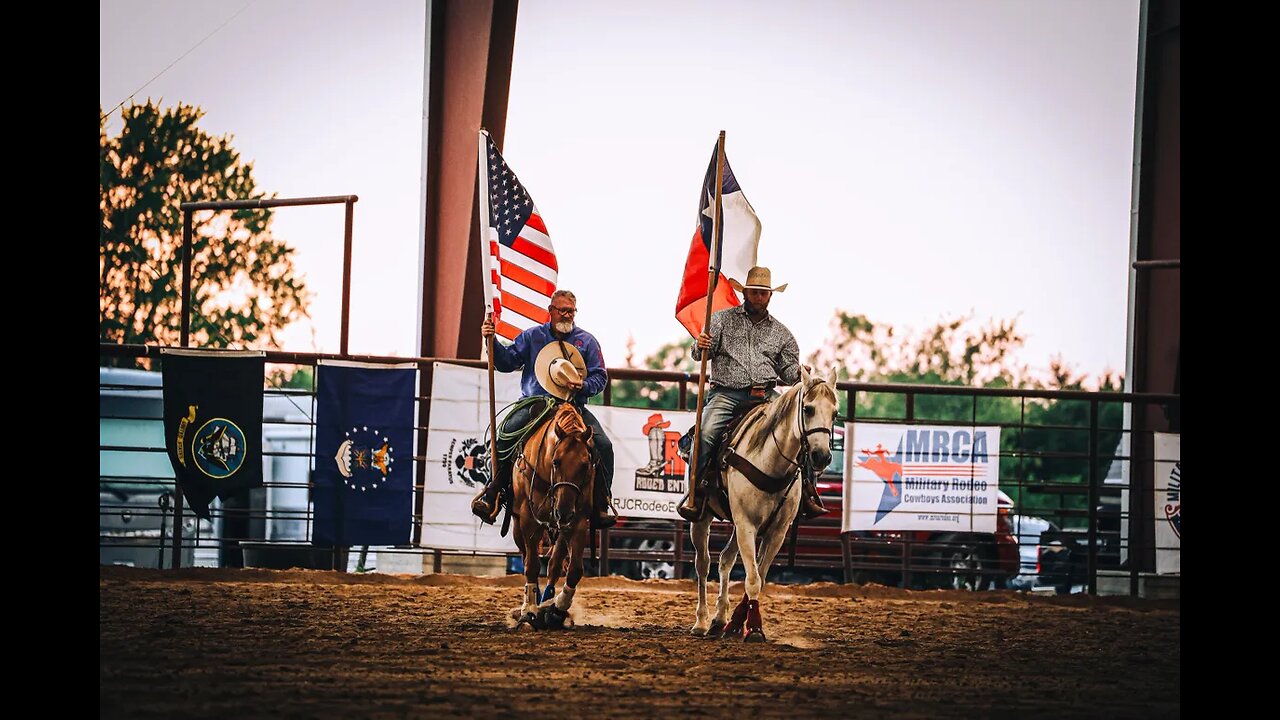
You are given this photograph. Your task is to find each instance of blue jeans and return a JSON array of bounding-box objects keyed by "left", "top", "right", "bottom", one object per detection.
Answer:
[
  {"left": 695, "top": 387, "right": 756, "bottom": 482},
  {"left": 579, "top": 405, "right": 614, "bottom": 496}
]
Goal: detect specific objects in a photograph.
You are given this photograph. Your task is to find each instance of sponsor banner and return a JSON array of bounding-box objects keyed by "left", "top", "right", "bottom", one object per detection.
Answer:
[
  {"left": 421, "top": 363, "right": 522, "bottom": 553},
  {"left": 1153, "top": 432, "right": 1180, "bottom": 575},
  {"left": 842, "top": 422, "right": 1001, "bottom": 533},
  {"left": 591, "top": 406, "right": 695, "bottom": 520}
]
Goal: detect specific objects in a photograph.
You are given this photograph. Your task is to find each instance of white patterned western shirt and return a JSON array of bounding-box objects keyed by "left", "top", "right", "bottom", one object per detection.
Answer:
[{"left": 691, "top": 306, "right": 801, "bottom": 390}]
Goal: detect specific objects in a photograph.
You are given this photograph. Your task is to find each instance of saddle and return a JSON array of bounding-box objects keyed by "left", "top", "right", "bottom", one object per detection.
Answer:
[
  {"left": 498, "top": 400, "right": 600, "bottom": 536},
  {"left": 677, "top": 395, "right": 771, "bottom": 521}
]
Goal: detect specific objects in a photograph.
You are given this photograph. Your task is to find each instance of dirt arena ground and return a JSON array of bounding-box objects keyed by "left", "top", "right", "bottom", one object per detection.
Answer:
[{"left": 100, "top": 566, "right": 1179, "bottom": 718}]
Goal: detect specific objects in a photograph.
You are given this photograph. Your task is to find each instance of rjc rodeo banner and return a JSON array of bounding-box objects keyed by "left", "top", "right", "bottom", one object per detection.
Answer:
[{"left": 843, "top": 422, "right": 1001, "bottom": 533}]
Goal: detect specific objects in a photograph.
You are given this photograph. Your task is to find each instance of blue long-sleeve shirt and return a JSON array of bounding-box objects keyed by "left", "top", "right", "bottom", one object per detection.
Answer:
[{"left": 491, "top": 323, "right": 608, "bottom": 405}]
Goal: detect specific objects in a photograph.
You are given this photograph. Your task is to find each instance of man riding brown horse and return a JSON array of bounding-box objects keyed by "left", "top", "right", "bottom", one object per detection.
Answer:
[{"left": 471, "top": 290, "right": 616, "bottom": 529}]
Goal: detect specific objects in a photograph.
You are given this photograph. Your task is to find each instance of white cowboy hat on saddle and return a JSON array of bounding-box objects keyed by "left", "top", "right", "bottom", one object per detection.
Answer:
[
  {"left": 727, "top": 265, "right": 788, "bottom": 294},
  {"left": 534, "top": 342, "right": 587, "bottom": 400}
]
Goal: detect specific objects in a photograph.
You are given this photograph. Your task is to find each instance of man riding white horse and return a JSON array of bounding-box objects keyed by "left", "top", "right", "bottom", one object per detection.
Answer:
[{"left": 678, "top": 265, "right": 828, "bottom": 522}]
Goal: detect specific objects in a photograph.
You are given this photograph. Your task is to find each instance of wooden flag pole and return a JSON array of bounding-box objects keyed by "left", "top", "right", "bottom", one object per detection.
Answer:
[
  {"left": 475, "top": 130, "right": 501, "bottom": 500},
  {"left": 678, "top": 131, "right": 727, "bottom": 521},
  {"left": 486, "top": 313, "right": 499, "bottom": 493}
]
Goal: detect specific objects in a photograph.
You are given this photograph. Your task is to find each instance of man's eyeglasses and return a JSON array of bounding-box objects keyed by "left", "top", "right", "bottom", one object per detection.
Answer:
[{"left": 551, "top": 306, "right": 577, "bottom": 316}]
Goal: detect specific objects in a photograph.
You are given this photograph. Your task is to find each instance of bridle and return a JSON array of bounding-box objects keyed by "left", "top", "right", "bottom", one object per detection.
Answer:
[
  {"left": 517, "top": 409, "right": 594, "bottom": 526},
  {"left": 769, "top": 379, "right": 835, "bottom": 481}
]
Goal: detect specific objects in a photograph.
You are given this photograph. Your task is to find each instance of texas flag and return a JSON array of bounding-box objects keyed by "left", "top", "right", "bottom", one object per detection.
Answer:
[{"left": 673, "top": 142, "right": 761, "bottom": 337}]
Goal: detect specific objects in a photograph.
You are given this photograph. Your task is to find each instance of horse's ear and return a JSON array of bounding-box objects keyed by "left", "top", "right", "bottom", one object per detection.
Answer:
[
  {"left": 827, "top": 367, "right": 838, "bottom": 387},
  {"left": 580, "top": 425, "right": 593, "bottom": 443},
  {"left": 800, "top": 364, "right": 812, "bottom": 386}
]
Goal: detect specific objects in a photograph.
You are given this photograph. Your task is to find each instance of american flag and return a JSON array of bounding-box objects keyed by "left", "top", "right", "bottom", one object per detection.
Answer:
[{"left": 479, "top": 131, "right": 557, "bottom": 342}]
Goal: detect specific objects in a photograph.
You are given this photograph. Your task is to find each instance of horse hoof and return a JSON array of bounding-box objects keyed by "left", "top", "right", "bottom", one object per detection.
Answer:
[
  {"left": 690, "top": 625, "right": 709, "bottom": 637},
  {"left": 744, "top": 628, "right": 767, "bottom": 643},
  {"left": 720, "top": 624, "right": 743, "bottom": 640},
  {"left": 539, "top": 606, "right": 568, "bottom": 630},
  {"left": 707, "top": 619, "right": 726, "bottom": 638}
]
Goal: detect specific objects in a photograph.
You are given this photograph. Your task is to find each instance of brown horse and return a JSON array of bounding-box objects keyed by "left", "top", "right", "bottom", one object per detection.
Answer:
[{"left": 509, "top": 401, "right": 596, "bottom": 629}]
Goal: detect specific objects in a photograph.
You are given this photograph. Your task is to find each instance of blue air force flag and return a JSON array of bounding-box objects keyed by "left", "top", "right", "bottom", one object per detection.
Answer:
[
  {"left": 161, "top": 349, "right": 265, "bottom": 520},
  {"left": 313, "top": 360, "right": 418, "bottom": 546}
]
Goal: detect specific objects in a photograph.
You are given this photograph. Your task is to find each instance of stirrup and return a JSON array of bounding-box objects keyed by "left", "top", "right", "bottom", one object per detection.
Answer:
[
  {"left": 591, "top": 495, "right": 618, "bottom": 530},
  {"left": 471, "top": 488, "right": 502, "bottom": 524},
  {"left": 676, "top": 490, "right": 707, "bottom": 522},
  {"left": 798, "top": 493, "right": 828, "bottom": 521}
]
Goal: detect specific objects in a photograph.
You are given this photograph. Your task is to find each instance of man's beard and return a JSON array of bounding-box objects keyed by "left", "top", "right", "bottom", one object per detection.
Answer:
[
  {"left": 743, "top": 300, "right": 767, "bottom": 316},
  {"left": 553, "top": 320, "right": 575, "bottom": 335}
]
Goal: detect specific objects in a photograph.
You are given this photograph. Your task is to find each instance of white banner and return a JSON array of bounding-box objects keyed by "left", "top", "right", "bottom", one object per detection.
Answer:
[
  {"left": 420, "top": 363, "right": 697, "bottom": 552},
  {"left": 592, "top": 405, "right": 695, "bottom": 520},
  {"left": 1153, "top": 432, "right": 1180, "bottom": 574},
  {"left": 842, "top": 422, "right": 1001, "bottom": 533},
  {"left": 421, "top": 362, "right": 522, "bottom": 553}
]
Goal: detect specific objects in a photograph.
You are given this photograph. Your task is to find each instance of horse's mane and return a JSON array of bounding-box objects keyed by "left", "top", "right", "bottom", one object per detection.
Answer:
[
  {"left": 553, "top": 402, "right": 587, "bottom": 436},
  {"left": 739, "top": 378, "right": 835, "bottom": 455}
]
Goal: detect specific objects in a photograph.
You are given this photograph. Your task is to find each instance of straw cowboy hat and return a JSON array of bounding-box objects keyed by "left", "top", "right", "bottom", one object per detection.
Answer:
[
  {"left": 642, "top": 413, "right": 671, "bottom": 435},
  {"left": 727, "top": 265, "right": 788, "bottom": 294},
  {"left": 534, "top": 342, "right": 588, "bottom": 400}
]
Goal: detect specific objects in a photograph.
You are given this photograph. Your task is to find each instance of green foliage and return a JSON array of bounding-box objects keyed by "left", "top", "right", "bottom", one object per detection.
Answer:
[
  {"left": 1005, "top": 360, "right": 1125, "bottom": 523},
  {"left": 612, "top": 310, "right": 1126, "bottom": 524},
  {"left": 808, "top": 310, "right": 1125, "bottom": 523},
  {"left": 610, "top": 337, "right": 697, "bottom": 410},
  {"left": 100, "top": 101, "right": 310, "bottom": 360},
  {"left": 267, "top": 365, "right": 315, "bottom": 391}
]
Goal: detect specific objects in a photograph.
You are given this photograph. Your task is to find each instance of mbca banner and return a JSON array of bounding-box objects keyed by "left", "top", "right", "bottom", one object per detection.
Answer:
[
  {"left": 1153, "top": 432, "right": 1180, "bottom": 575},
  {"left": 421, "top": 363, "right": 697, "bottom": 553},
  {"left": 161, "top": 349, "right": 265, "bottom": 519},
  {"left": 313, "top": 360, "right": 418, "bottom": 547},
  {"left": 842, "top": 423, "right": 1001, "bottom": 533}
]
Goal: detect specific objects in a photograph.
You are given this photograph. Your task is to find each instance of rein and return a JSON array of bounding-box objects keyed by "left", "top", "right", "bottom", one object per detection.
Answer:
[
  {"left": 752, "top": 379, "right": 835, "bottom": 538},
  {"left": 764, "top": 380, "right": 834, "bottom": 481}
]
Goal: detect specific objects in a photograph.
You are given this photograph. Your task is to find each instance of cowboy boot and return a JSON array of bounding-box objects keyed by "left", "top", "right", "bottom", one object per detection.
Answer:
[
  {"left": 592, "top": 492, "right": 618, "bottom": 530},
  {"left": 470, "top": 463, "right": 508, "bottom": 524},
  {"left": 798, "top": 474, "right": 828, "bottom": 521},
  {"left": 591, "top": 468, "right": 618, "bottom": 530},
  {"left": 677, "top": 464, "right": 708, "bottom": 522}
]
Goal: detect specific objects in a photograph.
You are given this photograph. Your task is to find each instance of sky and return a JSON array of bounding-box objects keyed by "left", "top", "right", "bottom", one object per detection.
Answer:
[{"left": 100, "top": 0, "right": 1141, "bottom": 380}]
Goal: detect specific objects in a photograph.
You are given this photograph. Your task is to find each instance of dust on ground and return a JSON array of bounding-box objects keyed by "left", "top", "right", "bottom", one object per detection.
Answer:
[{"left": 100, "top": 566, "right": 1179, "bottom": 719}]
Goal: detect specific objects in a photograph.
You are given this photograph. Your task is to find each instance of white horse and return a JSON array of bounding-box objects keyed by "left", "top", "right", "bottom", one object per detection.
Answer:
[{"left": 689, "top": 367, "right": 840, "bottom": 642}]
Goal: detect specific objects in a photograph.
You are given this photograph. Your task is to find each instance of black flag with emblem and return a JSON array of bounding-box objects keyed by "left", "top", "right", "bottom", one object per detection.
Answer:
[{"left": 161, "top": 349, "right": 265, "bottom": 519}]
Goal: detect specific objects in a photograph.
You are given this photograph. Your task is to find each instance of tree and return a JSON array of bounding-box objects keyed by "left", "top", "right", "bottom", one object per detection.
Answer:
[
  {"left": 100, "top": 101, "right": 310, "bottom": 358},
  {"left": 808, "top": 310, "right": 1029, "bottom": 387},
  {"left": 610, "top": 337, "right": 698, "bottom": 409},
  {"left": 1013, "top": 358, "right": 1125, "bottom": 520},
  {"left": 807, "top": 309, "right": 1125, "bottom": 524},
  {"left": 808, "top": 310, "right": 1031, "bottom": 422}
]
